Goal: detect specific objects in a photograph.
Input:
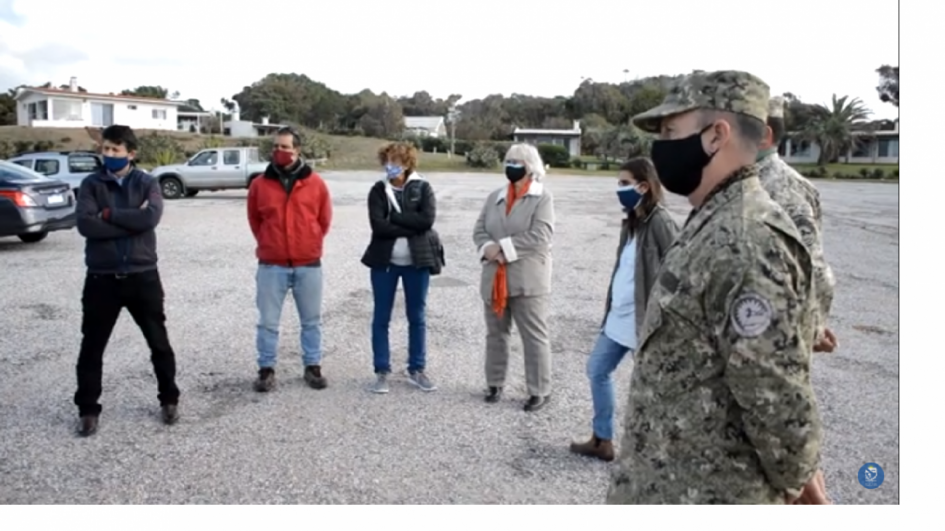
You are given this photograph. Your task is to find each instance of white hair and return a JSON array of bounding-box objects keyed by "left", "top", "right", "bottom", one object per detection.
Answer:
[{"left": 503, "top": 143, "right": 546, "bottom": 181}]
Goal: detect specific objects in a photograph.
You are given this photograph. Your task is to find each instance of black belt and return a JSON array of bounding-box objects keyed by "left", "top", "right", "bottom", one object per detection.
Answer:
[{"left": 259, "top": 259, "right": 321, "bottom": 268}]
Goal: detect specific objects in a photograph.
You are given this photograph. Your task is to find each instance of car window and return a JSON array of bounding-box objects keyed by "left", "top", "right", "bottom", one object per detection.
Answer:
[
  {"left": 11, "top": 159, "right": 34, "bottom": 169},
  {"left": 34, "top": 159, "right": 60, "bottom": 176},
  {"left": 190, "top": 151, "right": 218, "bottom": 166},
  {"left": 68, "top": 155, "right": 100, "bottom": 174},
  {"left": 223, "top": 150, "right": 241, "bottom": 165},
  {"left": 0, "top": 161, "right": 53, "bottom": 183}
]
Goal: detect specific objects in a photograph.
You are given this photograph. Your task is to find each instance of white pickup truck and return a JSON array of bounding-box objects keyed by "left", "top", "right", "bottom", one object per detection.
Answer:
[{"left": 151, "top": 147, "right": 269, "bottom": 199}]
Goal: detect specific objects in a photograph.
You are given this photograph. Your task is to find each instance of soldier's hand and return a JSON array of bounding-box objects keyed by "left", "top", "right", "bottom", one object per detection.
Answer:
[
  {"left": 813, "top": 328, "right": 838, "bottom": 353},
  {"left": 788, "top": 470, "right": 830, "bottom": 504}
]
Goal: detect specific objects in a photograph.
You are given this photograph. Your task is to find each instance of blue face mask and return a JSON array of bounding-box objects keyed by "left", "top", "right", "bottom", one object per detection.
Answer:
[
  {"left": 617, "top": 185, "right": 643, "bottom": 211},
  {"left": 385, "top": 164, "right": 403, "bottom": 180},
  {"left": 103, "top": 156, "right": 129, "bottom": 173}
]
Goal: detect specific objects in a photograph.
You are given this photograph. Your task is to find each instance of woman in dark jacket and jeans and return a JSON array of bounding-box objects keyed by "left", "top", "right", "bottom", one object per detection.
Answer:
[{"left": 361, "top": 142, "right": 441, "bottom": 394}]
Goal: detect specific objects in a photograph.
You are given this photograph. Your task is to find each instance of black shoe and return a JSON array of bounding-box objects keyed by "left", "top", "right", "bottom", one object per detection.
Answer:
[
  {"left": 484, "top": 386, "right": 502, "bottom": 403},
  {"left": 161, "top": 404, "right": 179, "bottom": 425},
  {"left": 254, "top": 368, "right": 275, "bottom": 392},
  {"left": 77, "top": 415, "right": 99, "bottom": 437},
  {"left": 524, "top": 395, "right": 550, "bottom": 412},
  {"left": 304, "top": 365, "right": 327, "bottom": 390}
]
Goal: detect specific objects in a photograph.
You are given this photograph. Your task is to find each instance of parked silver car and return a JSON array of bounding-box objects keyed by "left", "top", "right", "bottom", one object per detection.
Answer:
[
  {"left": 7, "top": 151, "right": 101, "bottom": 198},
  {"left": 150, "top": 147, "right": 269, "bottom": 199}
]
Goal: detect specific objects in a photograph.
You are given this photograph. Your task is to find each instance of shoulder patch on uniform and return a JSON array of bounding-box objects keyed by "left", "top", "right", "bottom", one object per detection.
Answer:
[
  {"left": 790, "top": 213, "right": 817, "bottom": 249},
  {"left": 730, "top": 293, "right": 773, "bottom": 338}
]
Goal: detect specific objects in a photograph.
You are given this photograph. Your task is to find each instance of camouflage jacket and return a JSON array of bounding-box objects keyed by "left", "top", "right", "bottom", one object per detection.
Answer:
[
  {"left": 757, "top": 153, "right": 835, "bottom": 340},
  {"left": 605, "top": 165, "right": 823, "bottom": 505}
]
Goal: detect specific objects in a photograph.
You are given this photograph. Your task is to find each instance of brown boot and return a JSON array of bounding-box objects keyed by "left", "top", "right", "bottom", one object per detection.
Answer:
[{"left": 569, "top": 435, "right": 615, "bottom": 462}]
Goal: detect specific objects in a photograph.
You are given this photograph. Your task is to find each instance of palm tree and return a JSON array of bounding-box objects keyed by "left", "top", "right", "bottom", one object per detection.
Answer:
[{"left": 798, "top": 94, "right": 872, "bottom": 165}]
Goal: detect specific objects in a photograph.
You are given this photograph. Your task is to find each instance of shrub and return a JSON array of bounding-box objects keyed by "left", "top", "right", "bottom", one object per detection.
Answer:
[
  {"left": 466, "top": 142, "right": 500, "bottom": 169},
  {"left": 859, "top": 168, "right": 871, "bottom": 178},
  {"left": 871, "top": 168, "right": 885, "bottom": 180},
  {"left": 487, "top": 141, "right": 515, "bottom": 160},
  {"left": 60, "top": 136, "right": 72, "bottom": 144},
  {"left": 570, "top": 157, "right": 585, "bottom": 169},
  {"left": 256, "top": 138, "right": 274, "bottom": 160},
  {"left": 0, "top": 140, "right": 14, "bottom": 159},
  {"left": 893, "top": 169, "right": 899, "bottom": 178},
  {"left": 137, "top": 132, "right": 185, "bottom": 166},
  {"left": 814, "top": 166, "right": 828, "bottom": 178},
  {"left": 536, "top": 144, "right": 571, "bottom": 168},
  {"left": 452, "top": 139, "right": 473, "bottom": 156},
  {"left": 201, "top": 135, "right": 226, "bottom": 149},
  {"left": 419, "top": 136, "right": 446, "bottom": 153},
  {"left": 832, "top": 171, "right": 846, "bottom": 179}
]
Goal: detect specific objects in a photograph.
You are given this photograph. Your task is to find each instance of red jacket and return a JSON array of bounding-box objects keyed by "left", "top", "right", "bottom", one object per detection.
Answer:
[{"left": 248, "top": 165, "right": 332, "bottom": 266}]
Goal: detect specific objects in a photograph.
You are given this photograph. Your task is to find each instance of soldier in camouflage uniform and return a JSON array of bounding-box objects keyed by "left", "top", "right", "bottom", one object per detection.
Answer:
[
  {"left": 757, "top": 96, "right": 837, "bottom": 353},
  {"left": 604, "top": 71, "right": 828, "bottom": 505}
]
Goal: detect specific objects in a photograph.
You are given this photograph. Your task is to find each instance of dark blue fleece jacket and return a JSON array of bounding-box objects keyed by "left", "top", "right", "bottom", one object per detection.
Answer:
[{"left": 75, "top": 168, "right": 163, "bottom": 274}]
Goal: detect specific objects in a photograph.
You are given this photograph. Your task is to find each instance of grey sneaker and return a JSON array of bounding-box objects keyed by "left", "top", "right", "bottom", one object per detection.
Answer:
[
  {"left": 407, "top": 371, "right": 437, "bottom": 392},
  {"left": 370, "top": 374, "right": 390, "bottom": 394}
]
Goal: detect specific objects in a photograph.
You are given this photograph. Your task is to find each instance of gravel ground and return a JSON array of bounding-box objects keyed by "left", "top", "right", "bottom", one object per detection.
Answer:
[{"left": 0, "top": 172, "right": 898, "bottom": 504}]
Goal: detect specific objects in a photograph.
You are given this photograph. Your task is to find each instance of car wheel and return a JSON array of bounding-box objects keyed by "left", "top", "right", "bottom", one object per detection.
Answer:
[
  {"left": 185, "top": 189, "right": 199, "bottom": 198},
  {"left": 18, "top": 232, "right": 48, "bottom": 243},
  {"left": 160, "top": 176, "right": 184, "bottom": 199}
]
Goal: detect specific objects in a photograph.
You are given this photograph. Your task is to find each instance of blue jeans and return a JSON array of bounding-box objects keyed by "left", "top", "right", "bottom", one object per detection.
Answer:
[
  {"left": 256, "top": 264, "right": 323, "bottom": 369},
  {"left": 371, "top": 265, "right": 430, "bottom": 374},
  {"left": 586, "top": 331, "right": 633, "bottom": 440}
]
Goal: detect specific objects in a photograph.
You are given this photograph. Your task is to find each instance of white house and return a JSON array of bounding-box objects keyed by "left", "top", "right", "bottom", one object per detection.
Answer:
[
  {"left": 513, "top": 120, "right": 583, "bottom": 158},
  {"left": 782, "top": 121, "right": 900, "bottom": 165},
  {"left": 15, "top": 77, "right": 183, "bottom": 131},
  {"left": 404, "top": 116, "right": 447, "bottom": 137}
]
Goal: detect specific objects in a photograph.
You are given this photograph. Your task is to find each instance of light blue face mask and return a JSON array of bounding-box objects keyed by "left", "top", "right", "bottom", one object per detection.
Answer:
[{"left": 385, "top": 164, "right": 403, "bottom": 180}]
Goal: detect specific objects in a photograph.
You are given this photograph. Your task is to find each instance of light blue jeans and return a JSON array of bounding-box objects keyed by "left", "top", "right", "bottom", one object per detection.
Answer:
[
  {"left": 586, "top": 331, "right": 633, "bottom": 441},
  {"left": 256, "top": 264, "right": 323, "bottom": 369}
]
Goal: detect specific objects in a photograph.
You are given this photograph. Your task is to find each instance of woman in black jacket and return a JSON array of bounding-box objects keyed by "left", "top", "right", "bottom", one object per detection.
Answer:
[{"left": 361, "top": 142, "right": 441, "bottom": 395}]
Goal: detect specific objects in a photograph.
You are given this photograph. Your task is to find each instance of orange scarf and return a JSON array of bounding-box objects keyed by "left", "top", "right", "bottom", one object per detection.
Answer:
[{"left": 492, "top": 180, "right": 531, "bottom": 317}]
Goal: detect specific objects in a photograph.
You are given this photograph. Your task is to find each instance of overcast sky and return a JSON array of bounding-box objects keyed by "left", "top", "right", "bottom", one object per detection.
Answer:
[{"left": 0, "top": 0, "right": 900, "bottom": 119}]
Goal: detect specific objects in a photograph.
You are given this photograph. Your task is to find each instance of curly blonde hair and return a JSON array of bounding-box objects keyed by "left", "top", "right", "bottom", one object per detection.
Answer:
[{"left": 377, "top": 142, "right": 419, "bottom": 172}]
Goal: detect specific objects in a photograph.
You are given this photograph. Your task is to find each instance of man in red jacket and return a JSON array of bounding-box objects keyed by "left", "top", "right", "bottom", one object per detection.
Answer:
[{"left": 247, "top": 127, "right": 332, "bottom": 392}]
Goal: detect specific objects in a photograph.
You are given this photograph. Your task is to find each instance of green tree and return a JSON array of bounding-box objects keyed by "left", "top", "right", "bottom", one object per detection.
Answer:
[
  {"left": 0, "top": 88, "right": 16, "bottom": 125},
  {"left": 121, "top": 86, "right": 177, "bottom": 99},
  {"left": 232, "top": 73, "right": 349, "bottom": 130},
  {"left": 876, "top": 65, "right": 899, "bottom": 107},
  {"left": 799, "top": 94, "right": 872, "bottom": 165}
]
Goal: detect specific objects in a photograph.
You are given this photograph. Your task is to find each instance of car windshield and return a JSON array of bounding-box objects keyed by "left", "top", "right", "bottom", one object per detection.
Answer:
[{"left": 0, "top": 161, "right": 56, "bottom": 183}]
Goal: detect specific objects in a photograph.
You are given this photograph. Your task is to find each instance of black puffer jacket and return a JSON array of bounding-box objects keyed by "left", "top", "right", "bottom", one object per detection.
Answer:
[{"left": 361, "top": 177, "right": 444, "bottom": 272}]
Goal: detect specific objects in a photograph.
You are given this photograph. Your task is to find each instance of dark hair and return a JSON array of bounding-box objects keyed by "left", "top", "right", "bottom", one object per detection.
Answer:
[
  {"left": 101, "top": 125, "right": 138, "bottom": 151},
  {"left": 618, "top": 157, "right": 664, "bottom": 236},
  {"left": 275, "top": 126, "right": 301, "bottom": 148},
  {"left": 699, "top": 110, "right": 766, "bottom": 151},
  {"left": 767, "top": 116, "right": 786, "bottom": 145}
]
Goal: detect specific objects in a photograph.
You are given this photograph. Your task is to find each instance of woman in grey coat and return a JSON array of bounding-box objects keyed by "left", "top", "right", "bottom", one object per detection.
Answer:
[
  {"left": 569, "top": 157, "right": 679, "bottom": 461},
  {"left": 473, "top": 143, "right": 555, "bottom": 412}
]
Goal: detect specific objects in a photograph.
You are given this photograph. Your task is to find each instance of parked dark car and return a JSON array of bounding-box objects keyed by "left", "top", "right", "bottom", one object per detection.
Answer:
[{"left": 0, "top": 159, "right": 77, "bottom": 244}]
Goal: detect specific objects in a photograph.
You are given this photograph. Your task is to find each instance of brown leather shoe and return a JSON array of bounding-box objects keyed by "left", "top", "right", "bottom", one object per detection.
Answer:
[
  {"left": 254, "top": 368, "right": 275, "bottom": 392},
  {"left": 304, "top": 365, "right": 327, "bottom": 389},
  {"left": 161, "top": 404, "right": 179, "bottom": 425},
  {"left": 569, "top": 435, "right": 615, "bottom": 462},
  {"left": 77, "top": 415, "right": 99, "bottom": 437}
]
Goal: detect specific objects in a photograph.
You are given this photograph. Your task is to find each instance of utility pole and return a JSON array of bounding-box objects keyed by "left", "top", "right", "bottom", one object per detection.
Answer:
[{"left": 447, "top": 105, "right": 460, "bottom": 158}]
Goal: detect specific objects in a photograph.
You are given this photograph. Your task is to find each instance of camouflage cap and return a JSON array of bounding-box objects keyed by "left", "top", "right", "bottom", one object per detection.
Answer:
[
  {"left": 631, "top": 70, "right": 771, "bottom": 134},
  {"left": 768, "top": 95, "right": 785, "bottom": 119}
]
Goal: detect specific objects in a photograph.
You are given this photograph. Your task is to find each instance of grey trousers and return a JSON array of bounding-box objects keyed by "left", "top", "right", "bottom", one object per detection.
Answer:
[{"left": 483, "top": 294, "right": 552, "bottom": 397}]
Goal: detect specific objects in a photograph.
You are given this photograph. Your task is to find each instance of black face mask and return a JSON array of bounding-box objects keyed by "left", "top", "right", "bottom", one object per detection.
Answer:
[
  {"left": 650, "top": 124, "right": 718, "bottom": 197},
  {"left": 504, "top": 164, "right": 528, "bottom": 183}
]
